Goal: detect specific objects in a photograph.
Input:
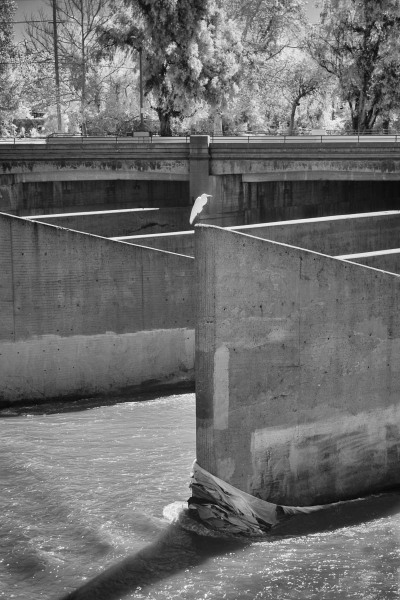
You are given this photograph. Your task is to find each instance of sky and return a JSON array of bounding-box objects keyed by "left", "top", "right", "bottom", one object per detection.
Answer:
[
  {"left": 15, "top": 0, "right": 48, "bottom": 23},
  {"left": 13, "top": 0, "right": 321, "bottom": 42},
  {"left": 14, "top": 0, "right": 49, "bottom": 41}
]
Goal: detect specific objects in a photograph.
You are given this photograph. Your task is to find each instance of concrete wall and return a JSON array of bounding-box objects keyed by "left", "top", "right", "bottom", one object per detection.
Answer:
[
  {"left": 340, "top": 250, "right": 400, "bottom": 275},
  {"left": 28, "top": 207, "right": 192, "bottom": 237},
  {"left": 209, "top": 141, "right": 400, "bottom": 223},
  {"left": 195, "top": 225, "right": 400, "bottom": 506},
  {"left": 121, "top": 211, "right": 400, "bottom": 258},
  {"left": 234, "top": 211, "right": 400, "bottom": 256},
  {"left": 2, "top": 179, "right": 190, "bottom": 216},
  {"left": 210, "top": 141, "right": 400, "bottom": 179},
  {"left": 254, "top": 180, "right": 400, "bottom": 222},
  {"left": 112, "top": 231, "right": 195, "bottom": 255},
  {"left": 0, "top": 213, "right": 194, "bottom": 406}
]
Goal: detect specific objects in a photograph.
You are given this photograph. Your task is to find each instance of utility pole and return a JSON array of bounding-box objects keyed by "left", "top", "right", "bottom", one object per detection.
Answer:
[
  {"left": 52, "top": 0, "right": 62, "bottom": 132},
  {"left": 80, "top": 0, "right": 87, "bottom": 136},
  {"left": 139, "top": 47, "right": 144, "bottom": 128}
]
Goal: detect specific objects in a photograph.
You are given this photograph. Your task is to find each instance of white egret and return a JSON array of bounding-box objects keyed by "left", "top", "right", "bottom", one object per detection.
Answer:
[{"left": 189, "top": 193, "right": 212, "bottom": 224}]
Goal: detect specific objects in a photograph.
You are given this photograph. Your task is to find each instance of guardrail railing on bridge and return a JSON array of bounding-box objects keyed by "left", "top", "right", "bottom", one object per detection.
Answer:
[
  {"left": 0, "top": 131, "right": 399, "bottom": 145},
  {"left": 210, "top": 133, "right": 400, "bottom": 144}
]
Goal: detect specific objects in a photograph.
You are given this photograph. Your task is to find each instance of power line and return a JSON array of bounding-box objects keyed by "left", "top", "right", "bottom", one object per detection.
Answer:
[
  {"left": 0, "top": 59, "right": 138, "bottom": 70},
  {"left": 4, "top": 19, "right": 104, "bottom": 25},
  {"left": 12, "top": 20, "right": 68, "bottom": 24}
]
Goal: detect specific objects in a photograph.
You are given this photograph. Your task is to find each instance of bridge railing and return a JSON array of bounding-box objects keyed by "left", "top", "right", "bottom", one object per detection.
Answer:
[
  {"left": 0, "top": 134, "right": 192, "bottom": 146},
  {"left": 210, "top": 132, "right": 400, "bottom": 144},
  {"left": 46, "top": 133, "right": 191, "bottom": 145},
  {"left": 0, "top": 131, "right": 399, "bottom": 145}
]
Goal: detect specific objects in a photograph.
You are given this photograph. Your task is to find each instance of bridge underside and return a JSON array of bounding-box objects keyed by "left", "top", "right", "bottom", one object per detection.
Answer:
[
  {"left": 196, "top": 175, "right": 400, "bottom": 227},
  {"left": 249, "top": 179, "right": 400, "bottom": 223},
  {"left": 2, "top": 138, "right": 400, "bottom": 222}
]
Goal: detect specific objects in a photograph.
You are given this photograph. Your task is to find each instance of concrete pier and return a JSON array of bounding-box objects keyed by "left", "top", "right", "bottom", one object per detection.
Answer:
[{"left": 195, "top": 225, "right": 400, "bottom": 505}]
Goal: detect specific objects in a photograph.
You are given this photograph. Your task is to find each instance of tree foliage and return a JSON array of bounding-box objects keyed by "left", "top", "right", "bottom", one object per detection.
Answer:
[
  {"left": 100, "top": 0, "right": 243, "bottom": 135},
  {"left": 225, "top": 0, "right": 305, "bottom": 60},
  {"left": 0, "top": 0, "right": 18, "bottom": 116},
  {"left": 282, "top": 54, "right": 327, "bottom": 133},
  {"left": 308, "top": 0, "right": 400, "bottom": 131},
  {"left": 224, "top": 49, "right": 329, "bottom": 134},
  {"left": 2, "top": 0, "right": 342, "bottom": 136},
  {"left": 0, "top": 0, "right": 15, "bottom": 56},
  {"left": 26, "top": 0, "right": 116, "bottom": 131}
]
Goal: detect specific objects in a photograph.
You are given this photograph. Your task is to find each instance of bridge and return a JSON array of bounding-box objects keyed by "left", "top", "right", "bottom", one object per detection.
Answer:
[
  {"left": 1, "top": 135, "right": 399, "bottom": 226},
  {"left": 2, "top": 134, "right": 400, "bottom": 518}
]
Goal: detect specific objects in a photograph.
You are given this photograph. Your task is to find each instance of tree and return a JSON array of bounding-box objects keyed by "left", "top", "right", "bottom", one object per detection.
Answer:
[
  {"left": 225, "top": 0, "right": 305, "bottom": 60},
  {"left": 224, "top": 49, "right": 329, "bottom": 134},
  {"left": 0, "top": 0, "right": 15, "bottom": 63},
  {"left": 100, "top": 0, "right": 243, "bottom": 135},
  {"left": 26, "top": 0, "right": 117, "bottom": 133},
  {"left": 216, "top": 0, "right": 309, "bottom": 134},
  {"left": 0, "top": 0, "right": 19, "bottom": 121},
  {"left": 308, "top": 0, "right": 400, "bottom": 132},
  {"left": 282, "top": 55, "right": 326, "bottom": 134}
]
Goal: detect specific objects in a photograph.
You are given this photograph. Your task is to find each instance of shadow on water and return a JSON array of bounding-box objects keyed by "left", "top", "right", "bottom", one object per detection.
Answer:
[
  {"left": 59, "top": 513, "right": 249, "bottom": 600},
  {"left": 0, "top": 386, "right": 194, "bottom": 417},
  {"left": 270, "top": 490, "right": 400, "bottom": 537},
  {"left": 59, "top": 492, "right": 400, "bottom": 600}
]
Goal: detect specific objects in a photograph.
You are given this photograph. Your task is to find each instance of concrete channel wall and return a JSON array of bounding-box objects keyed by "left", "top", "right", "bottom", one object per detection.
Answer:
[
  {"left": 342, "top": 250, "right": 400, "bottom": 274},
  {"left": 195, "top": 225, "right": 400, "bottom": 506},
  {"left": 118, "top": 211, "right": 400, "bottom": 258},
  {"left": 0, "top": 213, "right": 194, "bottom": 407},
  {"left": 27, "top": 206, "right": 192, "bottom": 237}
]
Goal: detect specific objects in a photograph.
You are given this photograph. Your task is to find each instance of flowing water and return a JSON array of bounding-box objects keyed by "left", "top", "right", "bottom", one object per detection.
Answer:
[{"left": 1, "top": 393, "right": 400, "bottom": 600}]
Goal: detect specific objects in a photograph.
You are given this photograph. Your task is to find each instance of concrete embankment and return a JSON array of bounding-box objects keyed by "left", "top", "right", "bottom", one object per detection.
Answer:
[
  {"left": 116, "top": 211, "right": 400, "bottom": 259},
  {"left": 195, "top": 225, "right": 400, "bottom": 506},
  {"left": 335, "top": 249, "right": 400, "bottom": 275},
  {"left": 27, "top": 206, "right": 191, "bottom": 237},
  {"left": 3, "top": 209, "right": 400, "bottom": 408},
  {"left": 0, "top": 212, "right": 194, "bottom": 407}
]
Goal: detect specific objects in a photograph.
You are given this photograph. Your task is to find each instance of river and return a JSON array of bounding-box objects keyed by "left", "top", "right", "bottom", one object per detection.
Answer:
[{"left": 1, "top": 393, "right": 400, "bottom": 600}]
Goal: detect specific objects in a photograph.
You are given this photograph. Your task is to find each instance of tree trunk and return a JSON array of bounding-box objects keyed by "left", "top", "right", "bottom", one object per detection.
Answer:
[
  {"left": 158, "top": 111, "right": 173, "bottom": 136},
  {"left": 382, "top": 117, "right": 390, "bottom": 134},
  {"left": 288, "top": 98, "right": 300, "bottom": 135}
]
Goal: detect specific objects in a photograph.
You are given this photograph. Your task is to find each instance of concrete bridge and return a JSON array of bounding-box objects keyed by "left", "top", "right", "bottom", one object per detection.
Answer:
[
  {"left": 1, "top": 136, "right": 399, "bottom": 226},
  {"left": 2, "top": 135, "right": 400, "bottom": 516}
]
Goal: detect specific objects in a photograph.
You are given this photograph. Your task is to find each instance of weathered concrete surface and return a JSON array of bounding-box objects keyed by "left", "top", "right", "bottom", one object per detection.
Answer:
[
  {"left": 195, "top": 225, "right": 400, "bottom": 506},
  {"left": 0, "top": 140, "right": 190, "bottom": 216},
  {"left": 338, "top": 249, "right": 400, "bottom": 275},
  {"left": 210, "top": 142, "right": 400, "bottom": 178},
  {"left": 0, "top": 329, "right": 194, "bottom": 404},
  {"left": 234, "top": 211, "right": 400, "bottom": 256},
  {"left": 111, "top": 231, "right": 195, "bottom": 255},
  {"left": 0, "top": 212, "right": 194, "bottom": 405},
  {"left": 27, "top": 206, "right": 192, "bottom": 237},
  {"left": 210, "top": 143, "right": 400, "bottom": 222},
  {"left": 1, "top": 179, "right": 190, "bottom": 217},
  {"left": 252, "top": 180, "right": 400, "bottom": 223},
  {"left": 120, "top": 211, "right": 400, "bottom": 258},
  {"left": 2, "top": 139, "right": 400, "bottom": 222}
]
